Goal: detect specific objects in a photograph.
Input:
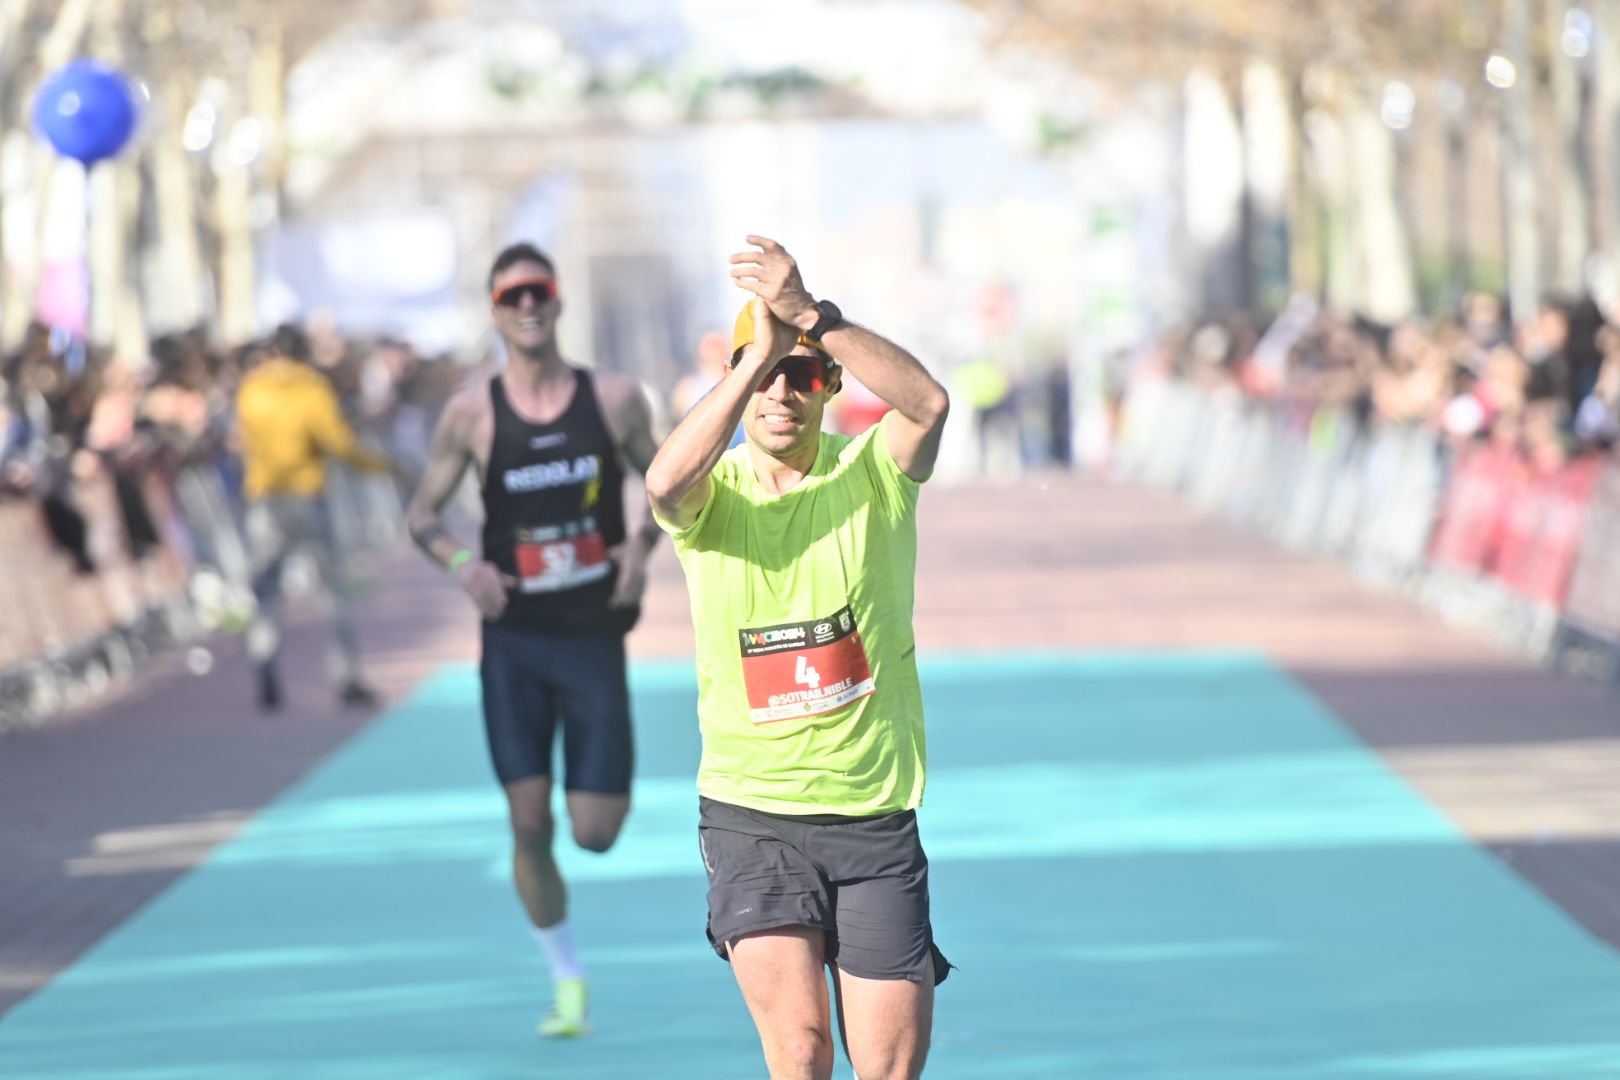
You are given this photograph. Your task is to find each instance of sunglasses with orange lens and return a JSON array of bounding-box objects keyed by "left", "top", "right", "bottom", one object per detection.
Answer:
[
  {"left": 492, "top": 278, "right": 558, "bottom": 308},
  {"left": 748, "top": 355, "right": 831, "bottom": 394}
]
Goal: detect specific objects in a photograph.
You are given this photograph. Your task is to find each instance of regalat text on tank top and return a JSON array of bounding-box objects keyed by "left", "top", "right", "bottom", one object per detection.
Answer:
[
  {"left": 657, "top": 416, "right": 928, "bottom": 816},
  {"left": 481, "top": 369, "right": 636, "bottom": 635}
]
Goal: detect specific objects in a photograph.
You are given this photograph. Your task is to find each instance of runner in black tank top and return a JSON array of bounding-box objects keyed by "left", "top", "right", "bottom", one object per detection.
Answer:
[
  {"left": 482, "top": 369, "right": 639, "bottom": 636},
  {"left": 406, "top": 242, "right": 665, "bottom": 1040}
]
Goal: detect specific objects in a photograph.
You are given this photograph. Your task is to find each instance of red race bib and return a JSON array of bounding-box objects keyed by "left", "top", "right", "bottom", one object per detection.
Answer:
[
  {"left": 737, "top": 605, "right": 876, "bottom": 724},
  {"left": 514, "top": 517, "right": 610, "bottom": 593}
]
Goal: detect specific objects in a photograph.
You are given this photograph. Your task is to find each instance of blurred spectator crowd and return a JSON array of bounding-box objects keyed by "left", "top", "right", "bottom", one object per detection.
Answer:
[
  {"left": 1156, "top": 289, "right": 1618, "bottom": 463},
  {"left": 0, "top": 320, "right": 462, "bottom": 728},
  {"left": 1120, "top": 289, "right": 1620, "bottom": 681}
]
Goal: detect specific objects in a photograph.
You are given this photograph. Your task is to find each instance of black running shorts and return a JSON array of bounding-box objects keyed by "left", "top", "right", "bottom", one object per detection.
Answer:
[
  {"left": 697, "top": 796, "right": 951, "bottom": 985},
  {"left": 479, "top": 623, "right": 633, "bottom": 792}
]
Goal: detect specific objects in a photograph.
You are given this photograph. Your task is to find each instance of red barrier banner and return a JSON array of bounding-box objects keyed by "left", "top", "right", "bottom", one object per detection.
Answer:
[
  {"left": 1564, "top": 458, "right": 1620, "bottom": 638},
  {"left": 1428, "top": 444, "right": 1523, "bottom": 573},
  {"left": 1489, "top": 455, "right": 1603, "bottom": 608}
]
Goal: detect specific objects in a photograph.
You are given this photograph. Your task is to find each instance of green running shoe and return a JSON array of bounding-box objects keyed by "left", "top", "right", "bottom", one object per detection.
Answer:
[{"left": 537, "top": 976, "right": 589, "bottom": 1038}]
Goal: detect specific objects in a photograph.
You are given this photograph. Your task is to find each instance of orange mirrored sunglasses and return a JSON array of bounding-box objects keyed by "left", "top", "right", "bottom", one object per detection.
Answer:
[
  {"left": 735, "top": 354, "right": 833, "bottom": 394},
  {"left": 492, "top": 277, "right": 558, "bottom": 307}
]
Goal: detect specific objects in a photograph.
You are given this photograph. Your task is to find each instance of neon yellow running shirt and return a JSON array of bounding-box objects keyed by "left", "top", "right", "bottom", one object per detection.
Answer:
[{"left": 659, "top": 415, "right": 927, "bottom": 816}]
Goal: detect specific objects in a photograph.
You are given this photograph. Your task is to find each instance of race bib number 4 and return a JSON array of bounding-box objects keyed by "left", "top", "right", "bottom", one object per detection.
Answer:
[
  {"left": 514, "top": 518, "right": 610, "bottom": 593},
  {"left": 738, "top": 605, "right": 875, "bottom": 724}
]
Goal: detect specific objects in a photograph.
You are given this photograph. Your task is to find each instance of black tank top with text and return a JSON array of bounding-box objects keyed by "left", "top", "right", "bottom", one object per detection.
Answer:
[{"left": 481, "top": 370, "right": 637, "bottom": 634}]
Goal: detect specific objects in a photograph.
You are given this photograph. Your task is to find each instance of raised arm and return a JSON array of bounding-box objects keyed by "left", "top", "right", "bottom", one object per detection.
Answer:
[
  {"left": 644, "top": 296, "right": 795, "bottom": 530},
  {"left": 731, "top": 235, "right": 949, "bottom": 481},
  {"left": 813, "top": 322, "right": 949, "bottom": 481}
]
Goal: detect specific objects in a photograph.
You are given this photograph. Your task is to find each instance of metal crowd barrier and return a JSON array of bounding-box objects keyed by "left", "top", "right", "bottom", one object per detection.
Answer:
[
  {"left": 0, "top": 475, "right": 194, "bottom": 733},
  {"left": 0, "top": 460, "right": 405, "bottom": 733},
  {"left": 1117, "top": 377, "right": 1615, "bottom": 677}
]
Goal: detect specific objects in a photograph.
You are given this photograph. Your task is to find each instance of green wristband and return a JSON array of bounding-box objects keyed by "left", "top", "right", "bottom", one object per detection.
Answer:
[{"left": 447, "top": 548, "right": 474, "bottom": 572}]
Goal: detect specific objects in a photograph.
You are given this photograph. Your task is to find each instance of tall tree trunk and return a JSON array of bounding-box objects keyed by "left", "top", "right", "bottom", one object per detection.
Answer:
[
  {"left": 1445, "top": 96, "right": 1472, "bottom": 309},
  {"left": 1181, "top": 68, "right": 1248, "bottom": 313},
  {"left": 1226, "top": 62, "right": 1257, "bottom": 316},
  {"left": 1350, "top": 102, "right": 1416, "bottom": 322},
  {"left": 1543, "top": 0, "right": 1590, "bottom": 292},
  {"left": 0, "top": 0, "right": 37, "bottom": 348},
  {"left": 1287, "top": 70, "right": 1323, "bottom": 300},
  {"left": 253, "top": 11, "right": 286, "bottom": 223},
  {"left": 87, "top": 0, "right": 148, "bottom": 364},
  {"left": 1319, "top": 99, "right": 1358, "bottom": 312},
  {"left": 214, "top": 152, "right": 255, "bottom": 345},
  {"left": 150, "top": 75, "right": 206, "bottom": 334},
  {"left": 1503, "top": 0, "right": 1541, "bottom": 324},
  {"left": 209, "top": 17, "right": 285, "bottom": 345},
  {"left": 1590, "top": 0, "right": 1620, "bottom": 282},
  {"left": 1242, "top": 60, "right": 1292, "bottom": 317}
]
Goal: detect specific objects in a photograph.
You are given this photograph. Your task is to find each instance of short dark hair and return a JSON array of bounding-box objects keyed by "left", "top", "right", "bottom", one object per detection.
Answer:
[
  {"left": 488, "top": 242, "right": 557, "bottom": 290},
  {"left": 271, "top": 322, "right": 311, "bottom": 362}
]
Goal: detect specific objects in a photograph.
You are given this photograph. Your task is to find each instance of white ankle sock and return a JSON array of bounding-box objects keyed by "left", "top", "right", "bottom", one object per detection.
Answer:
[{"left": 532, "top": 920, "right": 585, "bottom": 982}]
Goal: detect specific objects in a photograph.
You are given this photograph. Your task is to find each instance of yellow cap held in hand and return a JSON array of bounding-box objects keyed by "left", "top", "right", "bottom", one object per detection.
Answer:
[{"left": 732, "top": 300, "right": 832, "bottom": 360}]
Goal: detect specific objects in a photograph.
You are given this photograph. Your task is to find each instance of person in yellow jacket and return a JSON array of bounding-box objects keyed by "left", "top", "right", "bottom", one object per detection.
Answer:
[{"left": 236, "top": 323, "right": 390, "bottom": 710}]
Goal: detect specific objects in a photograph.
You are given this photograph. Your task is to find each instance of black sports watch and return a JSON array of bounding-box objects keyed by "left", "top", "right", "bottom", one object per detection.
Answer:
[{"left": 804, "top": 299, "right": 844, "bottom": 344}]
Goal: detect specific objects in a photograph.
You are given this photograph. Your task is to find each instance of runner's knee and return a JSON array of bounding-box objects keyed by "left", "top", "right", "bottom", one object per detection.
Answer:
[
  {"left": 571, "top": 817, "right": 623, "bottom": 853},
  {"left": 773, "top": 1024, "right": 835, "bottom": 1079},
  {"left": 508, "top": 803, "right": 555, "bottom": 850},
  {"left": 848, "top": 1041, "right": 928, "bottom": 1080}
]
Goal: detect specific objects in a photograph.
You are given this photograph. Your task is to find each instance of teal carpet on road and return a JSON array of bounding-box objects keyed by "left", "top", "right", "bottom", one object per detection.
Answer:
[{"left": 4, "top": 652, "right": 1620, "bottom": 1079}]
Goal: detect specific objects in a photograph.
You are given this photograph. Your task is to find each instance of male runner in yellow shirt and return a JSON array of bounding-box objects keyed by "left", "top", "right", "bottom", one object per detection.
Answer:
[{"left": 646, "top": 236, "right": 950, "bottom": 1080}]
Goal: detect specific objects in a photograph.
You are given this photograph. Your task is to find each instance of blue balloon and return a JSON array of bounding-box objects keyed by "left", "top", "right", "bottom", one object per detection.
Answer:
[{"left": 32, "top": 60, "right": 138, "bottom": 166}]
